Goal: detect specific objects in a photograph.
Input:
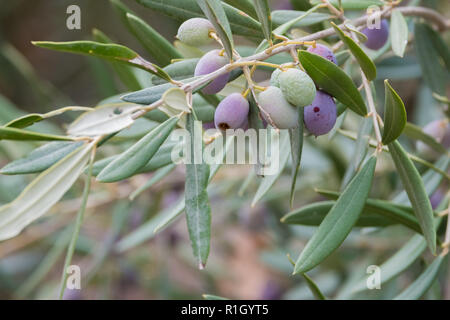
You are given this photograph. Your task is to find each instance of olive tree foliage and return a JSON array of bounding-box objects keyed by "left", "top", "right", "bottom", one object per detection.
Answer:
[{"left": 0, "top": 0, "right": 449, "bottom": 299}]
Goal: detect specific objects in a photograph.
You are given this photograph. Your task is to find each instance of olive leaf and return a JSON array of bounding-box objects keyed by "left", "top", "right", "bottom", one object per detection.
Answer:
[
  {"left": 330, "top": 22, "right": 377, "bottom": 81},
  {"left": 136, "top": 0, "right": 264, "bottom": 40},
  {"left": 92, "top": 28, "right": 143, "bottom": 91},
  {"left": 281, "top": 201, "right": 394, "bottom": 227},
  {"left": 32, "top": 41, "right": 172, "bottom": 82},
  {"left": 68, "top": 103, "right": 142, "bottom": 137},
  {"left": 0, "top": 142, "right": 94, "bottom": 240},
  {"left": 394, "top": 255, "right": 445, "bottom": 300},
  {"left": 4, "top": 107, "right": 92, "bottom": 129},
  {"left": 294, "top": 156, "right": 376, "bottom": 274},
  {"left": 152, "top": 59, "right": 199, "bottom": 85},
  {"left": 252, "top": 129, "right": 290, "bottom": 206},
  {"left": 252, "top": 0, "right": 272, "bottom": 43},
  {"left": 97, "top": 115, "right": 179, "bottom": 182},
  {"left": 414, "top": 23, "right": 448, "bottom": 95},
  {"left": 388, "top": 141, "right": 436, "bottom": 254},
  {"left": 0, "top": 127, "right": 73, "bottom": 142},
  {"left": 382, "top": 80, "right": 407, "bottom": 145},
  {"left": 0, "top": 141, "right": 83, "bottom": 175},
  {"left": 315, "top": 189, "right": 421, "bottom": 233},
  {"left": 185, "top": 112, "right": 211, "bottom": 269},
  {"left": 390, "top": 9, "right": 409, "bottom": 58}
]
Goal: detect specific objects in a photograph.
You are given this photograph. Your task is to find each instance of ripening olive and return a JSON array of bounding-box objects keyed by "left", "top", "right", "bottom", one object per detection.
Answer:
[
  {"left": 194, "top": 50, "right": 231, "bottom": 94},
  {"left": 279, "top": 68, "right": 316, "bottom": 107},
  {"left": 258, "top": 86, "right": 299, "bottom": 129},
  {"left": 176, "top": 18, "right": 214, "bottom": 46},
  {"left": 214, "top": 93, "right": 249, "bottom": 131}
]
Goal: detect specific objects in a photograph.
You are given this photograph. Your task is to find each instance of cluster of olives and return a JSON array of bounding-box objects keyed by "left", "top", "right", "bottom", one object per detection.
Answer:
[{"left": 176, "top": 17, "right": 388, "bottom": 136}]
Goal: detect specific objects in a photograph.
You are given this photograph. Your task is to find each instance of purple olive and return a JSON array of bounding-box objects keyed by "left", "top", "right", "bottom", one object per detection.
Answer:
[
  {"left": 307, "top": 44, "right": 337, "bottom": 64},
  {"left": 416, "top": 119, "right": 450, "bottom": 159},
  {"left": 361, "top": 19, "right": 389, "bottom": 50},
  {"left": 304, "top": 90, "right": 337, "bottom": 136},
  {"left": 214, "top": 93, "right": 249, "bottom": 131},
  {"left": 194, "top": 49, "right": 230, "bottom": 94}
]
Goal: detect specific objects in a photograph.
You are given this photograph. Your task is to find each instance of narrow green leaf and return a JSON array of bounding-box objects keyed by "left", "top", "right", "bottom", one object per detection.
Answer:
[
  {"left": 252, "top": 130, "right": 290, "bottom": 206},
  {"left": 197, "top": 0, "right": 234, "bottom": 59},
  {"left": 125, "top": 13, "right": 182, "bottom": 66},
  {"left": 185, "top": 113, "right": 211, "bottom": 269},
  {"left": 0, "top": 142, "right": 93, "bottom": 240},
  {"left": 92, "top": 28, "right": 142, "bottom": 91},
  {"left": 388, "top": 140, "right": 436, "bottom": 254},
  {"left": 68, "top": 103, "right": 141, "bottom": 137},
  {"left": 136, "top": 0, "right": 264, "bottom": 40},
  {"left": 281, "top": 201, "right": 394, "bottom": 227},
  {"left": 403, "top": 122, "right": 449, "bottom": 156},
  {"left": 32, "top": 41, "right": 172, "bottom": 82},
  {"left": 382, "top": 80, "right": 407, "bottom": 145},
  {"left": 0, "top": 141, "right": 83, "bottom": 175},
  {"left": 294, "top": 156, "right": 376, "bottom": 274},
  {"left": 315, "top": 189, "right": 422, "bottom": 234},
  {"left": 394, "top": 255, "right": 445, "bottom": 300},
  {"left": 4, "top": 107, "right": 91, "bottom": 129},
  {"left": 122, "top": 82, "right": 176, "bottom": 105},
  {"left": 414, "top": 23, "right": 448, "bottom": 95},
  {"left": 97, "top": 116, "right": 179, "bottom": 182},
  {"left": 298, "top": 50, "right": 367, "bottom": 116},
  {"left": 0, "top": 127, "right": 73, "bottom": 142},
  {"left": 92, "top": 142, "right": 176, "bottom": 177},
  {"left": 331, "top": 22, "right": 376, "bottom": 81},
  {"left": 252, "top": 0, "right": 272, "bottom": 43},
  {"left": 390, "top": 10, "right": 408, "bottom": 58},
  {"left": 289, "top": 111, "right": 304, "bottom": 208},
  {"left": 152, "top": 59, "right": 199, "bottom": 85}
]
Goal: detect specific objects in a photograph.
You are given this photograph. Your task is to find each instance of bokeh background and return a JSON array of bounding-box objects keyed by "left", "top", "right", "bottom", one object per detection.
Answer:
[{"left": 0, "top": 0, "right": 449, "bottom": 299}]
